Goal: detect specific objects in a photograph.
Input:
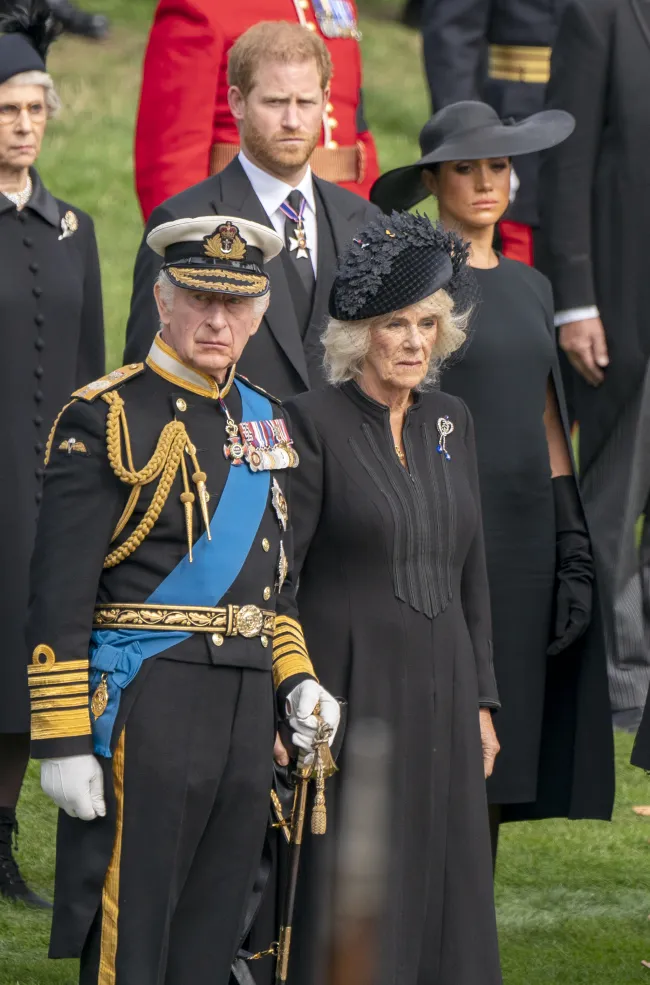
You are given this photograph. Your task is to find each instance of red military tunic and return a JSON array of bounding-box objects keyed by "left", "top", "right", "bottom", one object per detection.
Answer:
[{"left": 135, "top": 0, "right": 380, "bottom": 220}]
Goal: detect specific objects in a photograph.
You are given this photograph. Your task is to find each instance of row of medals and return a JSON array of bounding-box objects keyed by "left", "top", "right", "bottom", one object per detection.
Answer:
[{"left": 223, "top": 417, "right": 299, "bottom": 472}]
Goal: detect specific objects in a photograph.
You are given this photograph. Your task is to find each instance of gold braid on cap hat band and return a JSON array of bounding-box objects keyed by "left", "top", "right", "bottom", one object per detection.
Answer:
[{"left": 100, "top": 390, "right": 211, "bottom": 568}]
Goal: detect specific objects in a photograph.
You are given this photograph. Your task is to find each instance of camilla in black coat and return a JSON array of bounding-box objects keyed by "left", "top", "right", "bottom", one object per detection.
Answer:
[
  {"left": 277, "top": 213, "right": 502, "bottom": 985},
  {"left": 0, "top": 173, "right": 104, "bottom": 736}
]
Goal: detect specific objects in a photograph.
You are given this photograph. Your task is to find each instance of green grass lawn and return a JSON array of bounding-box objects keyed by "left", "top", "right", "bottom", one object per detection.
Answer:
[{"left": 2, "top": 1, "right": 648, "bottom": 982}]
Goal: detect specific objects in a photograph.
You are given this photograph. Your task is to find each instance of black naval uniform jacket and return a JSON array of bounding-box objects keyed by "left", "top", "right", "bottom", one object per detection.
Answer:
[
  {"left": 26, "top": 356, "right": 315, "bottom": 761},
  {"left": 123, "top": 158, "right": 379, "bottom": 397},
  {"left": 0, "top": 168, "right": 104, "bottom": 734},
  {"left": 422, "top": 0, "right": 564, "bottom": 227}
]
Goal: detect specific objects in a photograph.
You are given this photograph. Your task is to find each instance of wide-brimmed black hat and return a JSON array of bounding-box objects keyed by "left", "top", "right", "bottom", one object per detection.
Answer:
[
  {"left": 370, "top": 100, "right": 575, "bottom": 213},
  {"left": 0, "top": 1, "right": 61, "bottom": 86},
  {"left": 329, "top": 210, "right": 474, "bottom": 322},
  {"left": 147, "top": 216, "right": 283, "bottom": 298}
]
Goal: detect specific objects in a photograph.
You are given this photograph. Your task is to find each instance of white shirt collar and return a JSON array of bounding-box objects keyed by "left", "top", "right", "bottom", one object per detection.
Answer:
[{"left": 238, "top": 150, "right": 316, "bottom": 220}]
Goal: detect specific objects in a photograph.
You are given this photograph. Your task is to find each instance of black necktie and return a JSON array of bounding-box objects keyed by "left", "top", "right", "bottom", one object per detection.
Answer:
[{"left": 283, "top": 190, "right": 315, "bottom": 298}]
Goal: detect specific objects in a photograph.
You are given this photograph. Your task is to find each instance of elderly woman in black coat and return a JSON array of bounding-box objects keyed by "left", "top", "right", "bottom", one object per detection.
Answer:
[
  {"left": 281, "top": 212, "right": 502, "bottom": 985},
  {"left": 0, "top": 3, "right": 104, "bottom": 906}
]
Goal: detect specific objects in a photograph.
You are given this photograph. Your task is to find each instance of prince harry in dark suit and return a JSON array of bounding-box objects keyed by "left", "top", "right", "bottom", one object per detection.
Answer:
[{"left": 124, "top": 20, "right": 379, "bottom": 399}]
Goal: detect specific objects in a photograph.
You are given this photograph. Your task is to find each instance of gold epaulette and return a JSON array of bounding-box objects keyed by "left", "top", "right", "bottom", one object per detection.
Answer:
[
  {"left": 272, "top": 615, "right": 317, "bottom": 689},
  {"left": 72, "top": 363, "right": 145, "bottom": 402},
  {"left": 235, "top": 374, "right": 281, "bottom": 405}
]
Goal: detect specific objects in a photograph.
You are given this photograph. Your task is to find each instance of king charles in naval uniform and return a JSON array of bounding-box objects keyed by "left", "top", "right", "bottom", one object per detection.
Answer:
[{"left": 26, "top": 215, "right": 340, "bottom": 985}]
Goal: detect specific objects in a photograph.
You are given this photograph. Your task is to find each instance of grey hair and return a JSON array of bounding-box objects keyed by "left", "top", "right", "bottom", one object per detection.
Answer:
[
  {"left": 155, "top": 269, "right": 270, "bottom": 317},
  {"left": 322, "top": 289, "right": 470, "bottom": 391},
  {"left": 5, "top": 70, "right": 60, "bottom": 118}
]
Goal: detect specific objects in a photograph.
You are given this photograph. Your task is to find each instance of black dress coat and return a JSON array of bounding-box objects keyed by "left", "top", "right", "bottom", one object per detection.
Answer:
[
  {"left": 539, "top": 0, "right": 650, "bottom": 470},
  {"left": 0, "top": 169, "right": 104, "bottom": 733},
  {"left": 282, "top": 383, "right": 502, "bottom": 985},
  {"left": 422, "top": 0, "right": 564, "bottom": 226},
  {"left": 123, "top": 158, "right": 378, "bottom": 397},
  {"left": 440, "top": 257, "right": 614, "bottom": 821}
]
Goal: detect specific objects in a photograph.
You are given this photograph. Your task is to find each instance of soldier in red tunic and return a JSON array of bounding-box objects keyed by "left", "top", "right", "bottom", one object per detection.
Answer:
[{"left": 135, "top": 0, "right": 380, "bottom": 220}]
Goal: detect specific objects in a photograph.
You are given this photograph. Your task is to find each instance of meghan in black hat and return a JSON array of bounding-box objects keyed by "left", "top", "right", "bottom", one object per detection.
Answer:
[
  {"left": 0, "top": 0, "right": 105, "bottom": 909},
  {"left": 373, "top": 104, "right": 615, "bottom": 853},
  {"left": 279, "top": 210, "right": 503, "bottom": 985}
]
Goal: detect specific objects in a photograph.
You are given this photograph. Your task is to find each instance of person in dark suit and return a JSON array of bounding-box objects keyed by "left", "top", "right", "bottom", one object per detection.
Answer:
[
  {"left": 421, "top": 0, "right": 564, "bottom": 266},
  {"left": 124, "top": 20, "right": 379, "bottom": 400},
  {"left": 540, "top": 0, "right": 650, "bottom": 729},
  {"left": 0, "top": 0, "right": 104, "bottom": 908}
]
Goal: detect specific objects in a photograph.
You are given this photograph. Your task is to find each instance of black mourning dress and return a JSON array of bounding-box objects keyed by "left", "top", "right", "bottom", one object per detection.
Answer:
[
  {"left": 0, "top": 169, "right": 104, "bottom": 733},
  {"left": 283, "top": 383, "right": 502, "bottom": 985},
  {"left": 440, "top": 257, "right": 614, "bottom": 820}
]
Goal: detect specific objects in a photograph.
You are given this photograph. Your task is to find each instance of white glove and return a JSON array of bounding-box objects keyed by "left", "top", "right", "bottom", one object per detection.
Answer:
[
  {"left": 41, "top": 755, "right": 106, "bottom": 821},
  {"left": 285, "top": 680, "right": 340, "bottom": 757}
]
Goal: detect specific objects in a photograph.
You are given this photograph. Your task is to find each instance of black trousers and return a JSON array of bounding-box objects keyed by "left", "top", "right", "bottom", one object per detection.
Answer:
[{"left": 79, "top": 659, "right": 274, "bottom": 985}]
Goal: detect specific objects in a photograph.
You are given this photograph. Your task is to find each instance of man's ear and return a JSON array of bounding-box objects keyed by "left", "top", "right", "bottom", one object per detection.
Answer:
[
  {"left": 154, "top": 280, "right": 171, "bottom": 328},
  {"left": 228, "top": 85, "right": 246, "bottom": 123}
]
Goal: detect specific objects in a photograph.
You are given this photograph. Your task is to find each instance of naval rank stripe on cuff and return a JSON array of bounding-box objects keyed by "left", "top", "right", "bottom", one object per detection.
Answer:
[
  {"left": 28, "top": 645, "right": 91, "bottom": 742},
  {"left": 272, "top": 616, "right": 317, "bottom": 689}
]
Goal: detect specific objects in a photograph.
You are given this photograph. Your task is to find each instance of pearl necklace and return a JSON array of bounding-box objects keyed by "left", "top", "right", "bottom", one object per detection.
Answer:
[{"left": 3, "top": 173, "right": 32, "bottom": 211}]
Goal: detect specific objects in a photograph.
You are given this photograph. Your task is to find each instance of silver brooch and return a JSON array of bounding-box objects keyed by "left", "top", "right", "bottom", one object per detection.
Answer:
[
  {"left": 58, "top": 210, "right": 78, "bottom": 241},
  {"left": 437, "top": 416, "right": 454, "bottom": 461}
]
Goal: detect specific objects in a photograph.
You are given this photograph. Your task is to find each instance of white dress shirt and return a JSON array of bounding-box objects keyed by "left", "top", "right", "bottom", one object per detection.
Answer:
[{"left": 238, "top": 151, "right": 318, "bottom": 275}]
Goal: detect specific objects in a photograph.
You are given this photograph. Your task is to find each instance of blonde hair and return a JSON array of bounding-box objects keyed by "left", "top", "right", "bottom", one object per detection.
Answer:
[
  {"left": 228, "top": 21, "right": 332, "bottom": 96},
  {"left": 322, "top": 290, "right": 469, "bottom": 390},
  {"left": 4, "top": 70, "right": 60, "bottom": 118}
]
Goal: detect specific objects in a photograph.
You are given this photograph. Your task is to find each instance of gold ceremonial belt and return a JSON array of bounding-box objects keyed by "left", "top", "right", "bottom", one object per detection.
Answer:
[
  {"left": 210, "top": 141, "right": 366, "bottom": 185},
  {"left": 93, "top": 603, "right": 276, "bottom": 638},
  {"left": 488, "top": 44, "right": 551, "bottom": 84}
]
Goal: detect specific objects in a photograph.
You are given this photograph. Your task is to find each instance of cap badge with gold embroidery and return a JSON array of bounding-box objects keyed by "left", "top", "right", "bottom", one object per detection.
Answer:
[{"left": 203, "top": 222, "right": 247, "bottom": 261}]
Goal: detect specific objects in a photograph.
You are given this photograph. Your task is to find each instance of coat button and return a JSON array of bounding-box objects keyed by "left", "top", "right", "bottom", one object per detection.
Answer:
[
  {"left": 34, "top": 337, "right": 44, "bottom": 350},
  {"left": 35, "top": 467, "right": 44, "bottom": 479},
  {"left": 34, "top": 366, "right": 43, "bottom": 378},
  {"left": 33, "top": 415, "right": 43, "bottom": 426},
  {"left": 32, "top": 286, "right": 42, "bottom": 298},
  {"left": 16, "top": 211, "right": 25, "bottom": 223},
  {"left": 34, "top": 390, "right": 43, "bottom": 402},
  {"left": 305, "top": 21, "right": 316, "bottom": 30},
  {"left": 327, "top": 140, "right": 339, "bottom": 149},
  {"left": 175, "top": 398, "right": 187, "bottom": 412},
  {"left": 34, "top": 491, "right": 42, "bottom": 505},
  {"left": 261, "top": 635, "right": 269, "bottom": 648},
  {"left": 262, "top": 538, "right": 270, "bottom": 552},
  {"left": 34, "top": 313, "right": 44, "bottom": 326},
  {"left": 211, "top": 633, "right": 224, "bottom": 646},
  {"left": 263, "top": 587, "right": 271, "bottom": 601},
  {"left": 23, "top": 236, "right": 33, "bottom": 247},
  {"left": 29, "top": 262, "right": 39, "bottom": 274},
  {"left": 34, "top": 442, "right": 43, "bottom": 454}
]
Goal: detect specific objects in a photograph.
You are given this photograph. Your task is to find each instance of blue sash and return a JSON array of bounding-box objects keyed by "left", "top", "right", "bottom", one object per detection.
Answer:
[{"left": 89, "top": 380, "right": 272, "bottom": 757}]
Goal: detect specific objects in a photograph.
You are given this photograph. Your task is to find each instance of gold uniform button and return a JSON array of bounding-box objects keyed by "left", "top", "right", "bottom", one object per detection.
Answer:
[
  {"left": 326, "top": 102, "right": 334, "bottom": 113},
  {"left": 261, "top": 635, "right": 269, "bottom": 648},
  {"left": 305, "top": 21, "right": 317, "bottom": 31},
  {"left": 211, "top": 633, "right": 224, "bottom": 646},
  {"left": 263, "top": 586, "right": 271, "bottom": 601},
  {"left": 262, "top": 538, "right": 270, "bottom": 552},
  {"left": 328, "top": 118, "right": 339, "bottom": 129},
  {"left": 327, "top": 140, "right": 339, "bottom": 150},
  {"left": 128, "top": 364, "right": 140, "bottom": 370},
  {"left": 175, "top": 398, "right": 187, "bottom": 412}
]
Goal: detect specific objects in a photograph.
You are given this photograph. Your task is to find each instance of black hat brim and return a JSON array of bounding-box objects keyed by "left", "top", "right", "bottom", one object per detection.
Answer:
[
  {"left": 371, "top": 110, "right": 575, "bottom": 213},
  {"left": 164, "top": 264, "right": 269, "bottom": 298}
]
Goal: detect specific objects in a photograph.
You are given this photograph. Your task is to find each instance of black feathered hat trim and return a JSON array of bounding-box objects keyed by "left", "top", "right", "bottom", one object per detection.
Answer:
[
  {"left": 0, "top": 1, "right": 62, "bottom": 85},
  {"left": 329, "top": 211, "right": 475, "bottom": 322}
]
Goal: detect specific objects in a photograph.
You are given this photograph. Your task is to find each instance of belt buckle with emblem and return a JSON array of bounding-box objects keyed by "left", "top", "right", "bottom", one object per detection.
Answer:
[
  {"left": 311, "top": 0, "right": 361, "bottom": 39},
  {"left": 236, "top": 604, "right": 264, "bottom": 638}
]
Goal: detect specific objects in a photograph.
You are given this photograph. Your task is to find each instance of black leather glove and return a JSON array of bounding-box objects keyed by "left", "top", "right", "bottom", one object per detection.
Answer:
[{"left": 547, "top": 475, "right": 594, "bottom": 657}]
